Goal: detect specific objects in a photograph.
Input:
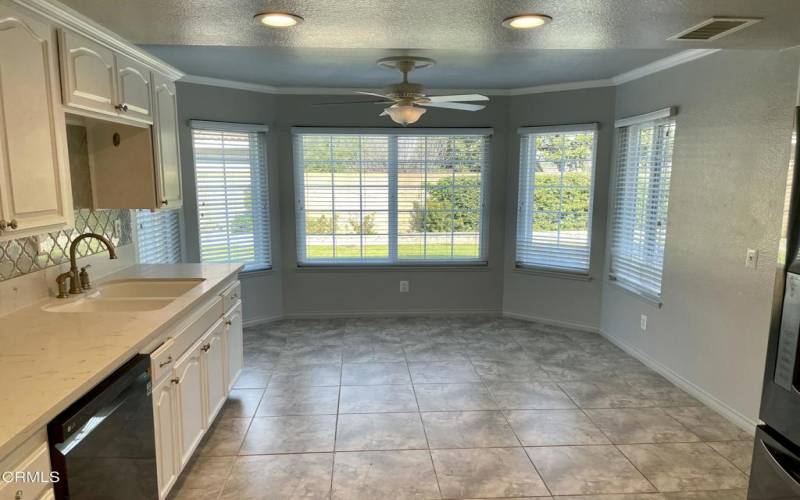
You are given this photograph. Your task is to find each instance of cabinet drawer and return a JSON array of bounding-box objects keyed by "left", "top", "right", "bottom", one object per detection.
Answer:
[
  {"left": 221, "top": 282, "right": 241, "bottom": 312},
  {"left": 150, "top": 337, "right": 176, "bottom": 384},
  {"left": 0, "top": 443, "right": 52, "bottom": 500},
  {"left": 170, "top": 297, "right": 223, "bottom": 359}
]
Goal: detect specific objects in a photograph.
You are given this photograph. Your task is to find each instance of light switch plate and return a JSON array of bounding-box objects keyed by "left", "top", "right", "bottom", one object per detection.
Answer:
[
  {"left": 746, "top": 249, "right": 759, "bottom": 269},
  {"left": 399, "top": 280, "right": 409, "bottom": 293},
  {"left": 640, "top": 314, "right": 648, "bottom": 331}
]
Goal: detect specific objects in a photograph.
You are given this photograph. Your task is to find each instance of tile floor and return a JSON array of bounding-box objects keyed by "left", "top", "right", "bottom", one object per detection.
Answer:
[{"left": 168, "top": 316, "right": 753, "bottom": 500}]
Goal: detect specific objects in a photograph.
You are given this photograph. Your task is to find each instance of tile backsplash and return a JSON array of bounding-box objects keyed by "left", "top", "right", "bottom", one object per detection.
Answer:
[{"left": 0, "top": 209, "right": 132, "bottom": 282}]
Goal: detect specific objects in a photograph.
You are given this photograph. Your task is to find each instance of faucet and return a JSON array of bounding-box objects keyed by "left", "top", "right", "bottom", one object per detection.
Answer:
[{"left": 55, "top": 233, "right": 118, "bottom": 298}]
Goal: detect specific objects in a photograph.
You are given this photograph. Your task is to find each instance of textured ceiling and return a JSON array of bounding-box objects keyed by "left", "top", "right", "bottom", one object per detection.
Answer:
[
  {"left": 142, "top": 46, "right": 680, "bottom": 89},
  {"left": 61, "top": 0, "right": 800, "bottom": 50}
]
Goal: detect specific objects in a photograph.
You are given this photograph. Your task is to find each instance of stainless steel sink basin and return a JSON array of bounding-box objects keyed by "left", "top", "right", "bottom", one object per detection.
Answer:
[
  {"left": 43, "top": 298, "right": 174, "bottom": 313},
  {"left": 95, "top": 278, "right": 205, "bottom": 298}
]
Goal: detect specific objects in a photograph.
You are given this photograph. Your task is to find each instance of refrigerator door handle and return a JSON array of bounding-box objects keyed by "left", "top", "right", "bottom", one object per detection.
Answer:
[{"left": 760, "top": 438, "right": 800, "bottom": 495}]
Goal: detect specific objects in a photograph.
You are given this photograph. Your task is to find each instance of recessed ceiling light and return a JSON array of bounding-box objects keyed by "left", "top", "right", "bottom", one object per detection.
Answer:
[
  {"left": 502, "top": 14, "right": 552, "bottom": 29},
  {"left": 254, "top": 12, "right": 304, "bottom": 28}
]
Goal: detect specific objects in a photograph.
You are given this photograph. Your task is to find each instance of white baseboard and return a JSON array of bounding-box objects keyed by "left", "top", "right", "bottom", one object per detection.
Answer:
[
  {"left": 283, "top": 306, "right": 501, "bottom": 320},
  {"left": 243, "top": 314, "right": 284, "bottom": 327},
  {"left": 599, "top": 329, "right": 758, "bottom": 435},
  {"left": 502, "top": 310, "right": 600, "bottom": 333}
]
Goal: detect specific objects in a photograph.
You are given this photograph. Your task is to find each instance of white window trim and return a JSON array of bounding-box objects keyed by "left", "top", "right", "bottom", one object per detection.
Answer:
[
  {"left": 293, "top": 128, "right": 493, "bottom": 267},
  {"left": 190, "top": 120, "right": 270, "bottom": 133},
  {"left": 515, "top": 123, "right": 599, "bottom": 276},
  {"left": 614, "top": 107, "right": 675, "bottom": 128}
]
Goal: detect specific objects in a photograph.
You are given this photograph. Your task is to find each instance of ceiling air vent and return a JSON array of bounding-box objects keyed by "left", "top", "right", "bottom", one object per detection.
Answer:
[{"left": 669, "top": 17, "right": 761, "bottom": 41}]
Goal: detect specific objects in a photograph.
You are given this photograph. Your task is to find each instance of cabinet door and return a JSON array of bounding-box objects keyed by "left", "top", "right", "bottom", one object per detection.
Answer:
[
  {"left": 0, "top": 6, "right": 72, "bottom": 240},
  {"left": 153, "top": 75, "right": 182, "bottom": 208},
  {"left": 58, "top": 29, "right": 117, "bottom": 115},
  {"left": 116, "top": 54, "right": 153, "bottom": 123},
  {"left": 152, "top": 376, "right": 178, "bottom": 499},
  {"left": 224, "top": 302, "right": 243, "bottom": 392},
  {"left": 173, "top": 343, "right": 205, "bottom": 469},
  {"left": 202, "top": 320, "right": 227, "bottom": 426}
]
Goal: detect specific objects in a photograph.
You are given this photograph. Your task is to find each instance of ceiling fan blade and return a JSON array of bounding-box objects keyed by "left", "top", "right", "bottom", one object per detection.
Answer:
[
  {"left": 379, "top": 110, "right": 389, "bottom": 116},
  {"left": 426, "top": 94, "right": 489, "bottom": 102},
  {"left": 313, "top": 99, "right": 393, "bottom": 106},
  {"left": 420, "top": 101, "right": 486, "bottom": 111},
  {"left": 355, "top": 91, "right": 395, "bottom": 100}
]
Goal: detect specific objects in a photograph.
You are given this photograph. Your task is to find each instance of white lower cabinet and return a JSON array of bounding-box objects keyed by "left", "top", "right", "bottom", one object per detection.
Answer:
[{"left": 150, "top": 282, "right": 243, "bottom": 499}]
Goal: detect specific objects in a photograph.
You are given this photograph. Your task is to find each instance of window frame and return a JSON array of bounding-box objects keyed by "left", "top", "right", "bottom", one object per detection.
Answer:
[
  {"left": 189, "top": 120, "right": 272, "bottom": 273},
  {"left": 292, "top": 127, "right": 492, "bottom": 267},
  {"left": 609, "top": 107, "right": 677, "bottom": 303},
  {"left": 515, "top": 123, "right": 599, "bottom": 276}
]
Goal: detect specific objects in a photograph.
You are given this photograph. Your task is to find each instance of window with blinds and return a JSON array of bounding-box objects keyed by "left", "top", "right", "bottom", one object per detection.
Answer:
[
  {"left": 516, "top": 124, "right": 597, "bottom": 274},
  {"left": 191, "top": 122, "right": 271, "bottom": 271},
  {"left": 293, "top": 128, "right": 491, "bottom": 265},
  {"left": 136, "top": 209, "right": 182, "bottom": 263},
  {"left": 610, "top": 108, "right": 677, "bottom": 300}
]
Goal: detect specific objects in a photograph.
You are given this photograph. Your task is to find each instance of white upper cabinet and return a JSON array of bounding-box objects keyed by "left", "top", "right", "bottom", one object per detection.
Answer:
[
  {"left": 115, "top": 54, "right": 153, "bottom": 123},
  {"left": 58, "top": 29, "right": 117, "bottom": 115},
  {"left": 0, "top": 5, "right": 72, "bottom": 240},
  {"left": 153, "top": 74, "right": 182, "bottom": 208}
]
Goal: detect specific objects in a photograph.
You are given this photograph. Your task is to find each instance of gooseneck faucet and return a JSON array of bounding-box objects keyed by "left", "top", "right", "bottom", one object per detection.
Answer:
[{"left": 55, "top": 233, "right": 118, "bottom": 298}]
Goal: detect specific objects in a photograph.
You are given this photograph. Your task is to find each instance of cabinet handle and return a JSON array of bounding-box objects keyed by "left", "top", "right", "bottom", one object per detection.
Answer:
[
  {"left": 201, "top": 343, "right": 211, "bottom": 352},
  {"left": 9, "top": 219, "right": 17, "bottom": 229},
  {"left": 171, "top": 377, "right": 180, "bottom": 384},
  {"left": 0, "top": 219, "right": 18, "bottom": 231},
  {"left": 225, "top": 320, "right": 232, "bottom": 326},
  {"left": 115, "top": 103, "right": 129, "bottom": 112},
  {"left": 161, "top": 199, "right": 169, "bottom": 206},
  {"left": 158, "top": 356, "right": 173, "bottom": 368},
  {"left": 15, "top": 490, "right": 22, "bottom": 500}
]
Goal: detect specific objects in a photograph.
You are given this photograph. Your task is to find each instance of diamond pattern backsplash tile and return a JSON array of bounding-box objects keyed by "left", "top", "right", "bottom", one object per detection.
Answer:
[{"left": 0, "top": 209, "right": 132, "bottom": 282}]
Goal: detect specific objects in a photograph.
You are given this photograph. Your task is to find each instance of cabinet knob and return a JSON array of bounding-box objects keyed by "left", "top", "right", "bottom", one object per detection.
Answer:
[
  {"left": 161, "top": 199, "right": 169, "bottom": 206},
  {"left": 15, "top": 490, "right": 22, "bottom": 500},
  {"left": 0, "top": 219, "right": 18, "bottom": 231},
  {"left": 201, "top": 343, "right": 211, "bottom": 352},
  {"left": 170, "top": 377, "right": 180, "bottom": 384},
  {"left": 115, "top": 103, "right": 129, "bottom": 112},
  {"left": 9, "top": 219, "right": 17, "bottom": 229}
]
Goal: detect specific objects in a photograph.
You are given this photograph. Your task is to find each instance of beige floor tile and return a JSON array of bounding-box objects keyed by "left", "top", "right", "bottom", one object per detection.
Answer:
[
  {"left": 342, "top": 344, "right": 406, "bottom": 363},
  {"left": 269, "top": 362, "right": 342, "bottom": 386},
  {"left": 339, "top": 384, "right": 418, "bottom": 413},
  {"left": 585, "top": 408, "right": 700, "bottom": 444},
  {"left": 559, "top": 381, "right": 656, "bottom": 409},
  {"left": 220, "top": 453, "right": 333, "bottom": 500},
  {"left": 240, "top": 415, "right": 336, "bottom": 454},
  {"left": 422, "top": 411, "right": 519, "bottom": 449},
  {"left": 255, "top": 385, "right": 339, "bottom": 416},
  {"left": 706, "top": 441, "right": 753, "bottom": 474},
  {"left": 332, "top": 450, "right": 440, "bottom": 499},
  {"left": 169, "top": 456, "right": 235, "bottom": 499},
  {"left": 432, "top": 447, "right": 549, "bottom": 498},
  {"left": 506, "top": 409, "right": 610, "bottom": 446},
  {"left": 218, "top": 389, "right": 264, "bottom": 419},
  {"left": 415, "top": 383, "right": 499, "bottom": 411},
  {"left": 663, "top": 490, "right": 747, "bottom": 499},
  {"left": 409, "top": 360, "right": 481, "bottom": 383},
  {"left": 342, "top": 362, "right": 411, "bottom": 385},
  {"left": 471, "top": 359, "right": 551, "bottom": 383},
  {"left": 662, "top": 407, "right": 751, "bottom": 442},
  {"left": 196, "top": 418, "right": 251, "bottom": 456},
  {"left": 554, "top": 494, "right": 667, "bottom": 499},
  {"left": 336, "top": 412, "right": 427, "bottom": 451},
  {"left": 617, "top": 443, "right": 749, "bottom": 492},
  {"left": 526, "top": 445, "right": 655, "bottom": 496},
  {"left": 488, "top": 382, "right": 576, "bottom": 410},
  {"left": 233, "top": 367, "right": 271, "bottom": 389}
]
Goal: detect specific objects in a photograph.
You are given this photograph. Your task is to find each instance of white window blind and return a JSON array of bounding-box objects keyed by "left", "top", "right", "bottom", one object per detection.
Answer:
[
  {"left": 516, "top": 124, "right": 597, "bottom": 274},
  {"left": 293, "top": 128, "right": 491, "bottom": 265},
  {"left": 610, "top": 109, "right": 677, "bottom": 300},
  {"left": 191, "top": 122, "right": 271, "bottom": 271},
  {"left": 136, "top": 209, "right": 182, "bottom": 263}
]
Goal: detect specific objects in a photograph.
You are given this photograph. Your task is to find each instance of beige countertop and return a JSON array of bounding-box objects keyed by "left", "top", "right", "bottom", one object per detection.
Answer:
[{"left": 0, "top": 263, "right": 242, "bottom": 458}]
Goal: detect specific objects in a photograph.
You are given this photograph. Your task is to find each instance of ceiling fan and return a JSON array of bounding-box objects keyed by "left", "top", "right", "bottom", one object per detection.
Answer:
[{"left": 315, "top": 56, "right": 489, "bottom": 126}]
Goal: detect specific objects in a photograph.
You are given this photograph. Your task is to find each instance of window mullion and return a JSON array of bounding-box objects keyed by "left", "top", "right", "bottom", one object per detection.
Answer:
[{"left": 388, "top": 136, "right": 398, "bottom": 262}]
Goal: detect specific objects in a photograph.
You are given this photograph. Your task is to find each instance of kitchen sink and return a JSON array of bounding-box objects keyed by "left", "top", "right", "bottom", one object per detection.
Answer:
[
  {"left": 43, "top": 298, "right": 174, "bottom": 313},
  {"left": 95, "top": 278, "right": 205, "bottom": 298}
]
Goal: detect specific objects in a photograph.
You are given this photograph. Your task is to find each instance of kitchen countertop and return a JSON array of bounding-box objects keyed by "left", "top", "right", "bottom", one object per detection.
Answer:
[{"left": 0, "top": 263, "right": 242, "bottom": 458}]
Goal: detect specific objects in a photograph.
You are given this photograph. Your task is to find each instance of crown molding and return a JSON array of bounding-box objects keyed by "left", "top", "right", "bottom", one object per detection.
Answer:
[
  {"left": 13, "top": 0, "right": 184, "bottom": 80},
  {"left": 180, "top": 49, "right": 721, "bottom": 97}
]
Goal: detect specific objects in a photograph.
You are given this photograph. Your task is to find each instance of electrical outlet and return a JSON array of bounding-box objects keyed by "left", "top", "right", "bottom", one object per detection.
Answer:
[
  {"left": 640, "top": 314, "right": 648, "bottom": 331},
  {"left": 746, "top": 248, "right": 759, "bottom": 269},
  {"left": 114, "top": 219, "right": 122, "bottom": 237},
  {"left": 399, "top": 280, "right": 409, "bottom": 293}
]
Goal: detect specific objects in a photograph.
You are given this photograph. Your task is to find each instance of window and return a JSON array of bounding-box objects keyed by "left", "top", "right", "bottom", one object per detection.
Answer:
[
  {"left": 190, "top": 121, "right": 271, "bottom": 271},
  {"left": 136, "top": 209, "right": 182, "bottom": 263},
  {"left": 516, "top": 124, "right": 597, "bottom": 274},
  {"left": 293, "top": 128, "right": 491, "bottom": 265},
  {"left": 610, "top": 108, "right": 677, "bottom": 300}
]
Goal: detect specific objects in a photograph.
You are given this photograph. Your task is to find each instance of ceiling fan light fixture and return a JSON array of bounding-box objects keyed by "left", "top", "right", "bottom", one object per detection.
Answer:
[
  {"left": 384, "top": 105, "right": 426, "bottom": 126},
  {"left": 502, "top": 14, "right": 552, "bottom": 29},
  {"left": 254, "top": 12, "right": 304, "bottom": 28}
]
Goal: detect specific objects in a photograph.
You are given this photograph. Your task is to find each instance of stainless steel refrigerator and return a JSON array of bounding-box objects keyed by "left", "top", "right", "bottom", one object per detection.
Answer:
[{"left": 749, "top": 106, "right": 800, "bottom": 499}]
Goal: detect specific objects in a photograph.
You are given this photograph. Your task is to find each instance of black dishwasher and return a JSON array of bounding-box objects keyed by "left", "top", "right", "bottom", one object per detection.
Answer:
[{"left": 48, "top": 354, "right": 158, "bottom": 499}]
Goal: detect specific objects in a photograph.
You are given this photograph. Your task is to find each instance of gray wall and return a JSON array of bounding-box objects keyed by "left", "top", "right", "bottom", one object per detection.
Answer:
[
  {"left": 502, "top": 87, "right": 616, "bottom": 329},
  {"left": 600, "top": 49, "right": 800, "bottom": 425},
  {"left": 176, "top": 83, "right": 284, "bottom": 324}
]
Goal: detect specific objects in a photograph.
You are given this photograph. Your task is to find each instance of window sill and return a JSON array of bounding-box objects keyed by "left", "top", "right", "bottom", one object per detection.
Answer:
[
  {"left": 513, "top": 265, "right": 593, "bottom": 282},
  {"left": 239, "top": 265, "right": 273, "bottom": 278},
  {"left": 294, "top": 262, "right": 490, "bottom": 272},
  {"left": 607, "top": 278, "right": 663, "bottom": 308}
]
